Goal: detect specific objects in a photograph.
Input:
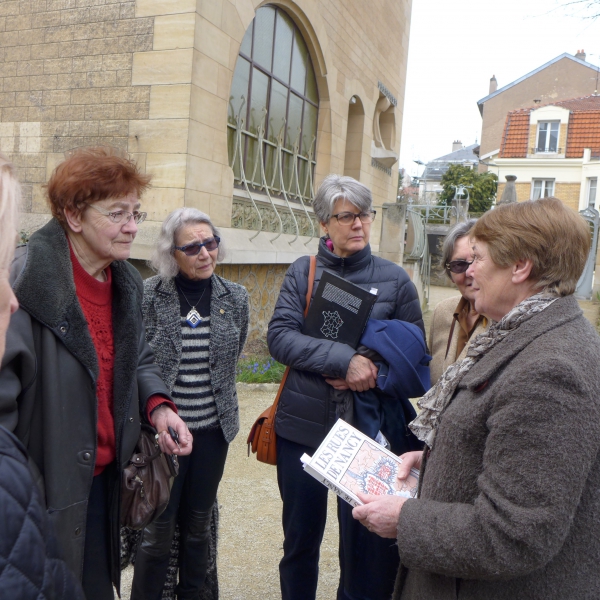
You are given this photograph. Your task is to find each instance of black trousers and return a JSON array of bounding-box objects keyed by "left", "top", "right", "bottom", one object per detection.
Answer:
[
  {"left": 82, "top": 467, "right": 114, "bottom": 600},
  {"left": 131, "top": 427, "right": 228, "bottom": 600},
  {"left": 276, "top": 436, "right": 329, "bottom": 600},
  {"left": 337, "top": 499, "right": 399, "bottom": 600}
]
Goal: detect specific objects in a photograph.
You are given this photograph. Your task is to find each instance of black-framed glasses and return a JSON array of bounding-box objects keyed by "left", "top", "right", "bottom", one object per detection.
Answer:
[
  {"left": 445, "top": 259, "right": 473, "bottom": 274},
  {"left": 331, "top": 210, "right": 376, "bottom": 225},
  {"left": 87, "top": 203, "right": 147, "bottom": 225},
  {"left": 175, "top": 236, "right": 220, "bottom": 256}
]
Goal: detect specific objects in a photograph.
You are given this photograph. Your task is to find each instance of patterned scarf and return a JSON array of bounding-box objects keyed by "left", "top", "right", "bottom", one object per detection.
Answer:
[{"left": 410, "top": 292, "right": 559, "bottom": 448}]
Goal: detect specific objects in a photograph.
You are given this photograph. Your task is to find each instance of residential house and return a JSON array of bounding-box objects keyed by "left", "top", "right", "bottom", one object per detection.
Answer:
[
  {"left": 496, "top": 95, "right": 600, "bottom": 212},
  {"left": 477, "top": 51, "right": 600, "bottom": 166},
  {"left": 417, "top": 141, "right": 479, "bottom": 204}
]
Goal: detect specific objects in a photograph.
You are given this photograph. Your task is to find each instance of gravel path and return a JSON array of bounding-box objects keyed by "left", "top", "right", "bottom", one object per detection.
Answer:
[
  {"left": 119, "top": 383, "right": 340, "bottom": 599},
  {"left": 119, "top": 286, "right": 599, "bottom": 598}
]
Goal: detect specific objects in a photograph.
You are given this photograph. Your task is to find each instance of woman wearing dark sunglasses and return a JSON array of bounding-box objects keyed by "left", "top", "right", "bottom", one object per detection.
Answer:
[
  {"left": 131, "top": 208, "right": 249, "bottom": 600},
  {"left": 428, "top": 220, "right": 487, "bottom": 385}
]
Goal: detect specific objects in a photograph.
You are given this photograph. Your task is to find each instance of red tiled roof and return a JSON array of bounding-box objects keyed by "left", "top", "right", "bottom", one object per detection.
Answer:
[
  {"left": 499, "top": 112, "right": 530, "bottom": 158},
  {"left": 500, "top": 95, "right": 600, "bottom": 159},
  {"left": 565, "top": 110, "right": 600, "bottom": 157}
]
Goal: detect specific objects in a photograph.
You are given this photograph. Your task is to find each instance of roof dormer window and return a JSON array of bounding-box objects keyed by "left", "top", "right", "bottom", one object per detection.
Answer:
[{"left": 536, "top": 122, "right": 559, "bottom": 153}]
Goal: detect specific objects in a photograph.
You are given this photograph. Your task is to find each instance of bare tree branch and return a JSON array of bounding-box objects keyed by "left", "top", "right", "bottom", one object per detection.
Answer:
[{"left": 559, "top": 0, "right": 600, "bottom": 19}]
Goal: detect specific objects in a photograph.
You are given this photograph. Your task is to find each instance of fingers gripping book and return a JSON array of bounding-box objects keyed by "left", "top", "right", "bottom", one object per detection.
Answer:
[{"left": 301, "top": 419, "right": 419, "bottom": 507}]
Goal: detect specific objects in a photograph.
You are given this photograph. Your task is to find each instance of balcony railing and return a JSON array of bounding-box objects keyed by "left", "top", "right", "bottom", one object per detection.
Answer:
[{"left": 530, "top": 147, "right": 563, "bottom": 154}]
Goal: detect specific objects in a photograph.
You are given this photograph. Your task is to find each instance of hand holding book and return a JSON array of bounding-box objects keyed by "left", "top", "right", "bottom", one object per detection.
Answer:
[
  {"left": 352, "top": 494, "right": 408, "bottom": 539},
  {"left": 301, "top": 420, "right": 422, "bottom": 509},
  {"left": 351, "top": 449, "right": 423, "bottom": 538}
]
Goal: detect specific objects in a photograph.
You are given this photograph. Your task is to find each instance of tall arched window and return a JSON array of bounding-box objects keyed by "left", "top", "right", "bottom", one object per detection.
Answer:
[{"left": 228, "top": 5, "right": 319, "bottom": 204}]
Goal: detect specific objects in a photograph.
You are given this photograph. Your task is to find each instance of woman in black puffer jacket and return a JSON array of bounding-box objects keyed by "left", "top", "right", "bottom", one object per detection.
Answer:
[{"left": 267, "top": 175, "right": 425, "bottom": 600}]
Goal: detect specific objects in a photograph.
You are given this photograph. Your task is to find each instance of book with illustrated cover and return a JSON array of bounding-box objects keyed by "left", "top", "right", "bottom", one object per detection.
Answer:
[
  {"left": 302, "top": 270, "right": 377, "bottom": 349},
  {"left": 301, "top": 419, "right": 420, "bottom": 507}
]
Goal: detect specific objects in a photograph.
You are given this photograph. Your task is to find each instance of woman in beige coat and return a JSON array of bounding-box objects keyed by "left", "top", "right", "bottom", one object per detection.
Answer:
[{"left": 428, "top": 220, "right": 487, "bottom": 385}]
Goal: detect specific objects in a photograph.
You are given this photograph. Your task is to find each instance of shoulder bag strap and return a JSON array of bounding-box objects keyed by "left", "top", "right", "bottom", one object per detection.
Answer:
[{"left": 272, "top": 255, "right": 317, "bottom": 409}]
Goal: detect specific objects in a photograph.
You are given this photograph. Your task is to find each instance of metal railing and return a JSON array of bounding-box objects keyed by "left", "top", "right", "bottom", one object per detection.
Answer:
[
  {"left": 406, "top": 208, "right": 430, "bottom": 304},
  {"left": 407, "top": 204, "right": 456, "bottom": 224},
  {"left": 530, "top": 147, "right": 563, "bottom": 154},
  {"left": 227, "top": 97, "right": 317, "bottom": 244}
]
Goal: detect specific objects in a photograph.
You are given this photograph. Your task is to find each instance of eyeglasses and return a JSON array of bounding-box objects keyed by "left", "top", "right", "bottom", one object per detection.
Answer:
[
  {"left": 331, "top": 210, "right": 376, "bottom": 225},
  {"left": 175, "top": 237, "right": 220, "bottom": 256},
  {"left": 445, "top": 259, "right": 473, "bottom": 274},
  {"left": 87, "top": 203, "right": 147, "bottom": 225}
]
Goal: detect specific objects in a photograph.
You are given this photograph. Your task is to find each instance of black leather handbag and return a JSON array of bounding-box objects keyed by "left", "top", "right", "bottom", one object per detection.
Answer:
[{"left": 121, "top": 425, "right": 179, "bottom": 530}]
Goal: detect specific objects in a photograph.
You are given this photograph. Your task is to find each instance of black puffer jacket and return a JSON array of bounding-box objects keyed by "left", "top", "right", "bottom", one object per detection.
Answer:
[
  {"left": 0, "top": 425, "right": 85, "bottom": 600},
  {"left": 267, "top": 238, "right": 424, "bottom": 449}
]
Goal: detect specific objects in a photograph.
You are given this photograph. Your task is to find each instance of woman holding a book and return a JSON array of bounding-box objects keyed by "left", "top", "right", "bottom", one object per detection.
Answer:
[
  {"left": 428, "top": 220, "right": 487, "bottom": 385},
  {"left": 268, "top": 174, "right": 425, "bottom": 600},
  {"left": 353, "top": 198, "right": 600, "bottom": 600}
]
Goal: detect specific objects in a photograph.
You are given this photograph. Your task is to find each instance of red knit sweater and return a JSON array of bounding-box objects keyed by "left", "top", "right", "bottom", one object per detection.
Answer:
[{"left": 69, "top": 246, "right": 175, "bottom": 475}]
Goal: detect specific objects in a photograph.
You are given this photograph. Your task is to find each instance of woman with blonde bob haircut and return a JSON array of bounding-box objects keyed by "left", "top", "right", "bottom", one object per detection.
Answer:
[{"left": 353, "top": 197, "right": 600, "bottom": 600}]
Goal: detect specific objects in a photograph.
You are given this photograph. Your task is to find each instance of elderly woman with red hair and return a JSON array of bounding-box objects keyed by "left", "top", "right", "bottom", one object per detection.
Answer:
[{"left": 0, "top": 147, "right": 192, "bottom": 600}]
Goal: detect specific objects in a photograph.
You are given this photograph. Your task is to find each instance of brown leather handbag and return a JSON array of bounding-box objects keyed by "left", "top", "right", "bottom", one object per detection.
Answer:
[
  {"left": 121, "top": 425, "right": 179, "bottom": 529},
  {"left": 247, "top": 256, "right": 316, "bottom": 465}
]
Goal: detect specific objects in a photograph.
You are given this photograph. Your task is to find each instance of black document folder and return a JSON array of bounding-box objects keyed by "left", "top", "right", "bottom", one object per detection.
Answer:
[{"left": 302, "top": 270, "right": 377, "bottom": 348}]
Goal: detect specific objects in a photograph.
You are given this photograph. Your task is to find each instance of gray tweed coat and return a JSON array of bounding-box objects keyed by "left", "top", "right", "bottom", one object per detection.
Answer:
[
  {"left": 394, "top": 295, "right": 600, "bottom": 600},
  {"left": 142, "top": 273, "right": 249, "bottom": 443}
]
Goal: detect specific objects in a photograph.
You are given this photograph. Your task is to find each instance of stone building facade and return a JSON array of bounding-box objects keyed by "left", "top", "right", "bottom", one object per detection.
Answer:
[{"left": 2, "top": 0, "right": 413, "bottom": 341}]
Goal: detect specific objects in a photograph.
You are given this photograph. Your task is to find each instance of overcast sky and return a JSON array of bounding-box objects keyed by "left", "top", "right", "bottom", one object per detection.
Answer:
[{"left": 400, "top": 0, "right": 600, "bottom": 178}]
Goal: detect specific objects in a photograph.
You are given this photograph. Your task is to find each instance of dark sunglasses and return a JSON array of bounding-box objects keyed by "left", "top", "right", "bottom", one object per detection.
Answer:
[
  {"left": 175, "top": 236, "right": 220, "bottom": 256},
  {"left": 445, "top": 259, "right": 473, "bottom": 274}
]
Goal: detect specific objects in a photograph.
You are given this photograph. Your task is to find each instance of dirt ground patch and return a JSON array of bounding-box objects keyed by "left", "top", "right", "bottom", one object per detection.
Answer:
[{"left": 119, "top": 383, "right": 340, "bottom": 600}]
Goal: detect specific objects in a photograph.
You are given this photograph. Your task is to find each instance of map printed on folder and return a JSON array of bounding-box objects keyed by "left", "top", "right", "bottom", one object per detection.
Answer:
[
  {"left": 302, "top": 270, "right": 377, "bottom": 348},
  {"left": 301, "top": 419, "right": 420, "bottom": 507}
]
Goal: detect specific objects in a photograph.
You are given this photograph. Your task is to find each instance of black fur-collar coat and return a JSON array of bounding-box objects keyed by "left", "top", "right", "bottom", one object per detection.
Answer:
[{"left": 0, "top": 218, "right": 171, "bottom": 592}]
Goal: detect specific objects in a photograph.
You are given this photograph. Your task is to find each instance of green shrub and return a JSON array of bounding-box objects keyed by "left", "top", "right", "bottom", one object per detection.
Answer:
[{"left": 236, "top": 355, "right": 286, "bottom": 383}]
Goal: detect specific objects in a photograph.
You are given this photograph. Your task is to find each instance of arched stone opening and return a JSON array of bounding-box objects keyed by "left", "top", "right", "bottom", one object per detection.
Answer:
[{"left": 343, "top": 96, "right": 365, "bottom": 180}]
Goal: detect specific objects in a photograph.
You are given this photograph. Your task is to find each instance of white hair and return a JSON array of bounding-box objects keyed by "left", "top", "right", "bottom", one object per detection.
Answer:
[
  {"left": 149, "top": 208, "right": 225, "bottom": 279},
  {"left": 0, "top": 153, "right": 21, "bottom": 270}
]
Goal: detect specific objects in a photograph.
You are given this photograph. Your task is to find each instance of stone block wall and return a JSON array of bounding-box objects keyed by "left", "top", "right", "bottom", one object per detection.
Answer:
[
  {"left": 215, "top": 263, "right": 288, "bottom": 344},
  {"left": 0, "top": 0, "right": 152, "bottom": 226},
  {"left": 554, "top": 182, "right": 581, "bottom": 211}
]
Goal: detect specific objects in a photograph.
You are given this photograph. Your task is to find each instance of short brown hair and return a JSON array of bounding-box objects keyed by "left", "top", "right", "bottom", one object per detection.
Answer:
[
  {"left": 470, "top": 197, "right": 590, "bottom": 296},
  {"left": 46, "top": 147, "right": 151, "bottom": 226}
]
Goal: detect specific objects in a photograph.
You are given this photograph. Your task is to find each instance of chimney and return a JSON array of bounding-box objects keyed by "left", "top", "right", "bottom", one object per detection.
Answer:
[
  {"left": 452, "top": 140, "right": 463, "bottom": 153},
  {"left": 575, "top": 49, "right": 586, "bottom": 61},
  {"left": 489, "top": 75, "right": 497, "bottom": 94}
]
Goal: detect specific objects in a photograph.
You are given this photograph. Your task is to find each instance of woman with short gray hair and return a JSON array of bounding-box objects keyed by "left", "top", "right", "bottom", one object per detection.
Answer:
[
  {"left": 268, "top": 174, "right": 425, "bottom": 600},
  {"left": 131, "top": 207, "right": 249, "bottom": 600},
  {"left": 428, "top": 219, "right": 487, "bottom": 385}
]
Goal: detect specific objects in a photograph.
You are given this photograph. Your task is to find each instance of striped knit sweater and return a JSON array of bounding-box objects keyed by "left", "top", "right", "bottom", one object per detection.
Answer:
[
  {"left": 171, "top": 274, "right": 218, "bottom": 430},
  {"left": 172, "top": 316, "right": 218, "bottom": 429}
]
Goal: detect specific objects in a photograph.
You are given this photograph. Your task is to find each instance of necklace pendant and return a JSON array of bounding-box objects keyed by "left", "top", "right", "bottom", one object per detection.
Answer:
[{"left": 186, "top": 308, "right": 202, "bottom": 328}]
